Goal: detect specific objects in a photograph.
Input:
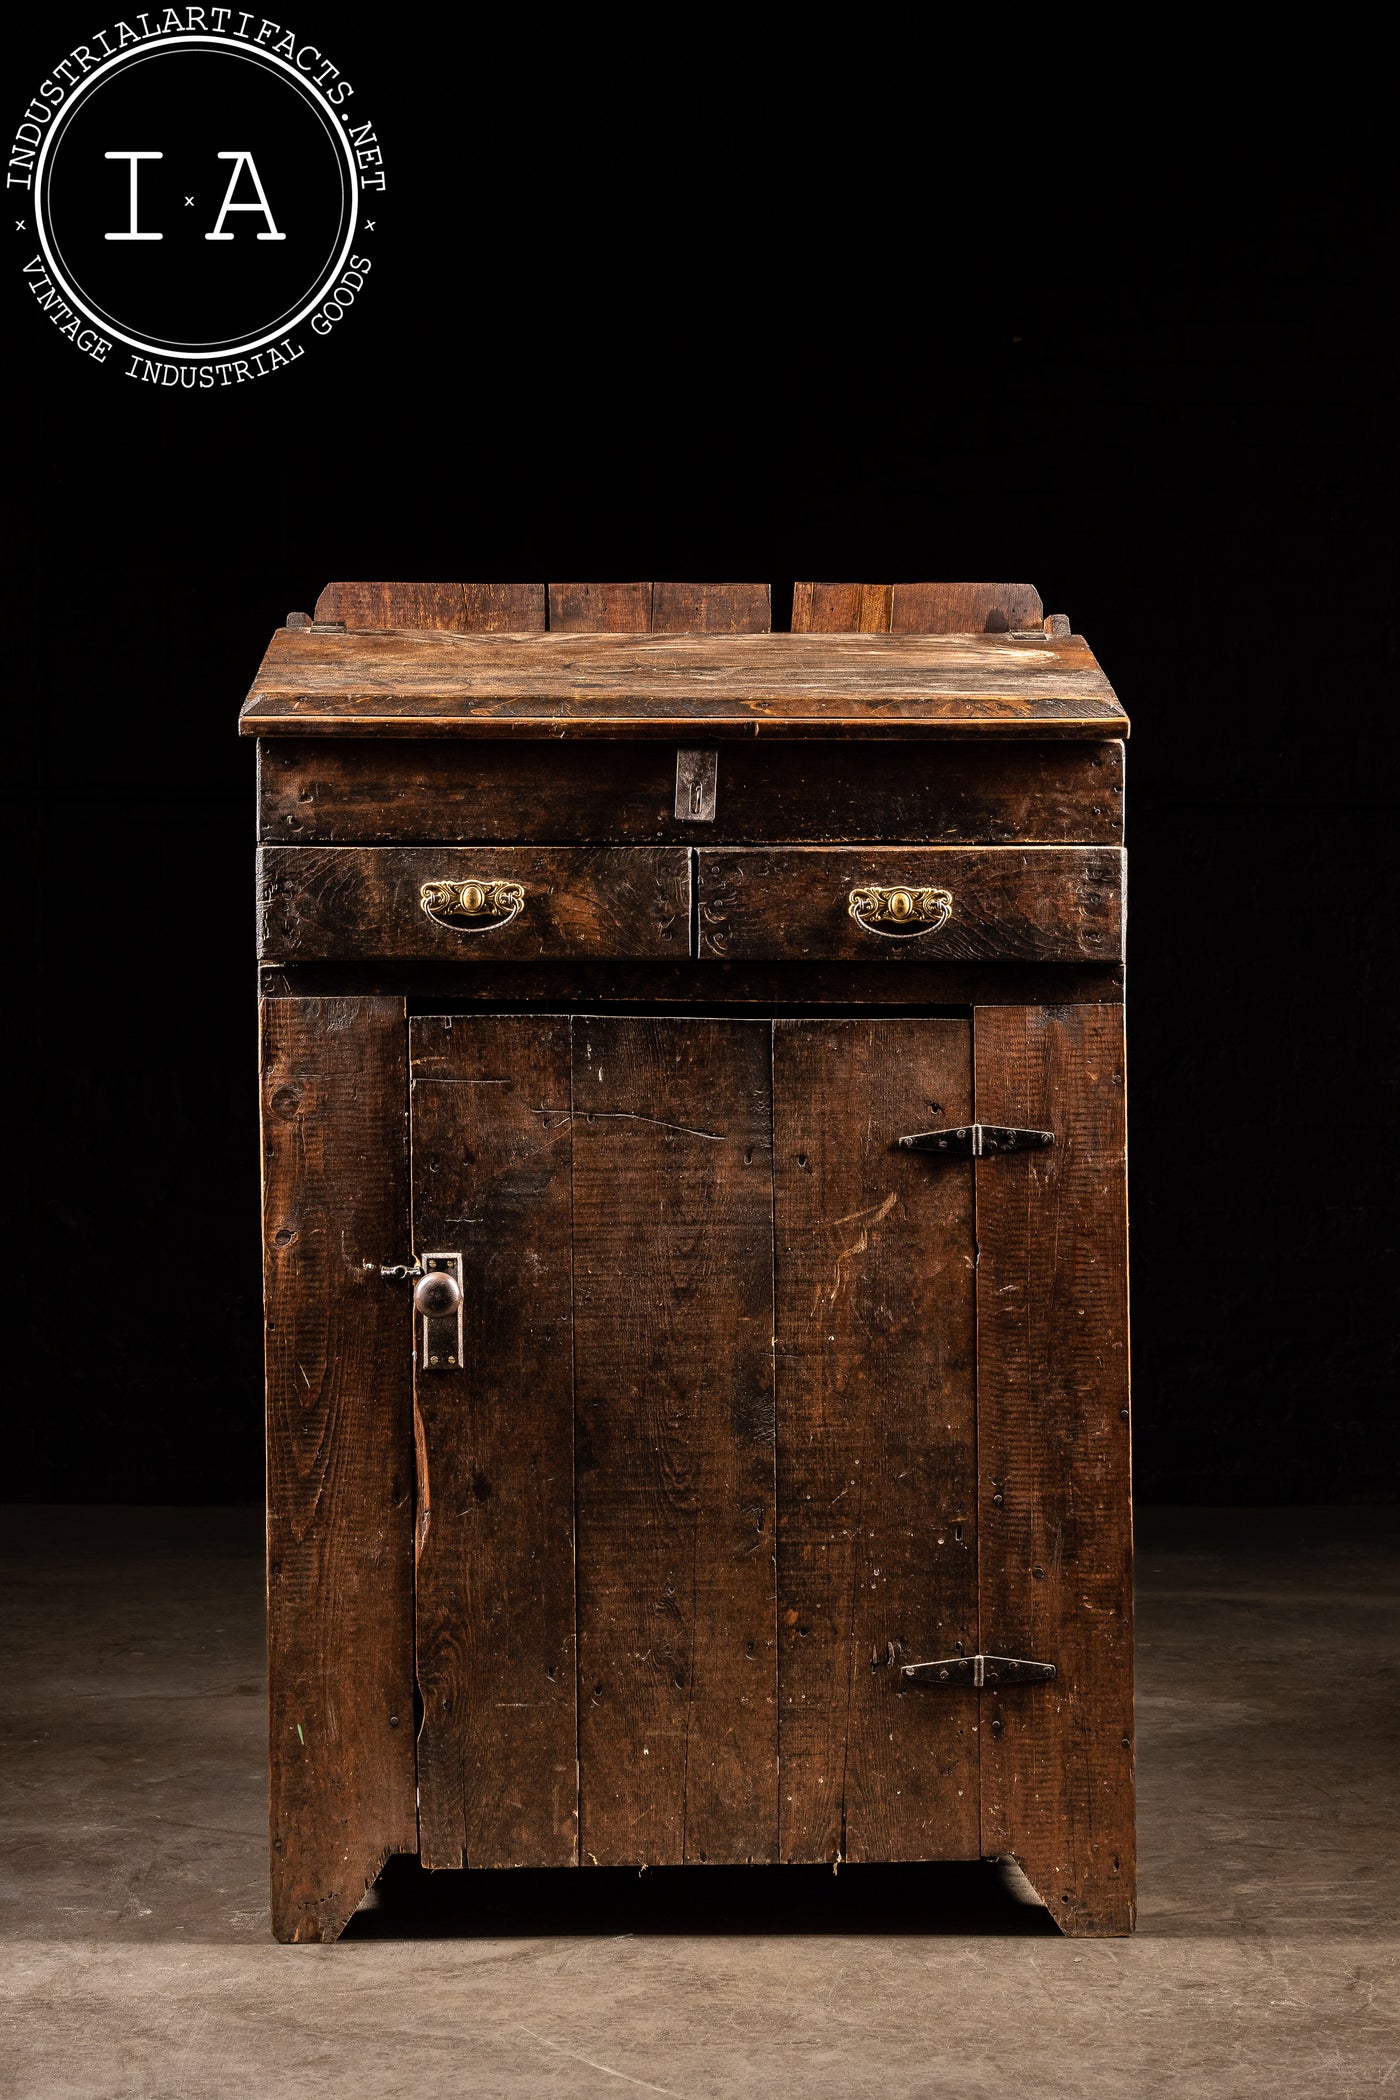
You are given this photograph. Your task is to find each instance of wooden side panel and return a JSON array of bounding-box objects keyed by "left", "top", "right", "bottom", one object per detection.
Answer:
[
  {"left": 548, "top": 583, "right": 653, "bottom": 632},
  {"left": 313, "top": 582, "right": 547, "bottom": 632},
  {"left": 650, "top": 582, "right": 771, "bottom": 633},
  {"left": 773, "top": 1022, "right": 980, "bottom": 1864},
  {"left": 697, "top": 847, "right": 1124, "bottom": 964},
  {"left": 793, "top": 583, "right": 1043, "bottom": 633},
  {"left": 260, "top": 995, "right": 416, "bottom": 1942},
  {"left": 258, "top": 845, "right": 691, "bottom": 963},
  {"left": 409, "top": 1016, "right": 577, "bottom": 1869},
  {"left": 974, "top": 1003, "right": 1134, "bottom": 1935},
  {"left": 258, "top": 738, "right": 1124, "bottom": 848},
  {"left": 572, "top": 1018, "right": 777, "bottom": 1864}
]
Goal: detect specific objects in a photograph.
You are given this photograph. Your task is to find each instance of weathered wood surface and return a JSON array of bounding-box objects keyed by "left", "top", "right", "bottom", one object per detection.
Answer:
[
  {"left": 260, "top": 957, "right": 1125, "bottom": 1009},
  {"left": 974, "top": 1003, "right": 1134, "bottom": 1934},
  {"left": 548, "top": 582, "right": 771, "bottom": 633},
  {"left": 258, "top": 738, "right": 1123, "bottom": 846},
  {"left": 261, "top": 995, "right": 417, "bottom": 1942},
  {"left": 409, "top": 1015, "right": 578, "bottom": 1869},
  {"left": 697, "top": 848, "right": 1124, "bottom": 964},
  {"left": 572, "top": 1018, "right": 778, "bottom": 1864},
  {"left": 239, "top": 630, "right": 1128, "bottom": 740},
  {"left": 258, "top": 845, "right": 690, "bottom": 962},
  {"left": 793, "top": 582, "right": 1045, "bottom": 634},
  {"left": 313, "top": 582, "right": 547, "bottom": 632},
  {"left": 773, "top": 1020, "right": 980, "bottom": 1864}
]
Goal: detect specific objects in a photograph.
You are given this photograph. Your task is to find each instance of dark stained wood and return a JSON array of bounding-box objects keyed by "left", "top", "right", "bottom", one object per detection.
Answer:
[
  {"left": 257, "top": 845, "right": 690, "bottom": 963},
  {"left": 793, "top": 583, "right": 1045, "bottom": 634},
  {"left": 238, "top": 629, "right": 1130, "bottom": 741},
  {"left": 572, "top": 1018, "right": 778, "bottom": 1864},
  {"left": 409, "top": 1015, "right": 577, "bottom": 1869},
  {"left": 260, "top": 995, "right": 417, "bottom": 1942},
  {"left": 774, "top": 1020, "right": 980, "bottom": 1864},
  {"left": 258, "top": 738, "right": 1124, "bottom": 846},
  {"left": 974, "top": 1003, "right": 1134, "bottom": 1935},
  {"left": 312, "top": 582, "right": 547, "bottom": 632},
  {"left": 260, "top": 958, "right": 1125, "bottom": 1009},
  {"left": 698, "top": 848, "right": 1124, "bottom": 964}
]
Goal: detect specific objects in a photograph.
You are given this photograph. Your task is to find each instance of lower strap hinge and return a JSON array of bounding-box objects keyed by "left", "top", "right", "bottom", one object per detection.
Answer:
[
  {"left": 902, "top": 1653, "right": 1056, "bottom": 1688},
  {"left": 897, "top": 1124, "right": 1054, "bottom": 1157}
]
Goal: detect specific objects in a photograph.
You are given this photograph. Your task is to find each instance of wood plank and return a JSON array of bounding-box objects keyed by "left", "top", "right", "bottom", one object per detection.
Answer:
[
  {"left": 697, "top": 847, "right": 1124, "bottom": 964},
  {"left": 773, "top": 1020, "right": 980, "bottom": 1864},
  {"left": 238, "top": 629, "right": 1130, "bottom": 741},
  {"left": 548, "top": 583, "right": 653, "bottom": 632},
  {"left": 257, "top": 845, "right": 691, "bottom": 963},
  {"left": 974, "top": 1003, "right": 1134, "bottom": 1935},
  {"left": 260, "top": 958, "right": 1126, "bottom": 1010},
  {"left": 260, "top": 995, "right": 416, "bottom": 1942},
  {"left": 257, "top": 738, "right": 1124, "bottom": 846},
  {"left": 793, "top": 583, "right": 1044, "bottom": 634},
  {"left": 650, "top": 582, "right": 770, "bottom": 633},
  {"left": 572, "top": 1017, "right": 777, "bottom": 1864},
  {"left": 409, "top": 1015, "right": 577, "bottom": 1869},
  {"left": 312, "top": 582, "right": 547, "bottom": 631}
]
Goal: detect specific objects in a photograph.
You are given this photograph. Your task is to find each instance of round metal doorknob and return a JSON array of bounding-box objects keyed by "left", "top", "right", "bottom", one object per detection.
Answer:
[{"left": 414, "top": 1270, "right": 461, "bottom": 1318}]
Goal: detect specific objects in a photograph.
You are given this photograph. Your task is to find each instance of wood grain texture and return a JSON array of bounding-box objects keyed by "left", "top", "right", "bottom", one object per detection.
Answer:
[
  {"left": 974, "top": 1003, "right": 1134, "bottom": 1935},
  {"left": 261, "top": 958, "right": 1125, "bottom": 1010},
  {"left": 261, "top": 995, "right": 417, "bottom": 1942},
  {"left": 773, "top": 1021, "right": 980, "bottom": 1864},
  {"left": 239, "top": 630, "right": 1129, "bottom": 741},
  {"left": 257, "top": 739, "right": 1124, "bottom": 846},
  {"left": 257, "top": 845, "right": 690, "bottom": 963},
  {"left": 547, "top": 583, "right": 770, "bottom": 633},
  {"left": 313, "top": 582, "right": 547, "bottom": 632},
  {"left": 572, "top": 1018, "right": 778, "bottom": 1865},
  {"left": 697, "top": 848, "right": 1124, "bottom": 964},
  {"left": 409, "top": 1015, "right": 577, "bottom": 1869},
  {"left": 793, "top": 583, "right": 1044, "bottom": 634}
]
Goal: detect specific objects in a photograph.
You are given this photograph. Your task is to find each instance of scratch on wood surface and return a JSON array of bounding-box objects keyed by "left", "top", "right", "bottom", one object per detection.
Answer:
[
  {"left": 584, "top": 1111, "right": 728, "bottom": 1142},
  {"left": 819, "top": 1193, "right": 897, "bottom": 1311}
]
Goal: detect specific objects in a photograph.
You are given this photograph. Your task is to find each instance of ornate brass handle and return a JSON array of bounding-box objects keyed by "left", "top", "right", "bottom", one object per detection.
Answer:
[
  {"left": 848, "top": 884, "right": 953, "bottom": 939},
  {"left": 420, "top": 879, "right": 525, "bottom": 934}
]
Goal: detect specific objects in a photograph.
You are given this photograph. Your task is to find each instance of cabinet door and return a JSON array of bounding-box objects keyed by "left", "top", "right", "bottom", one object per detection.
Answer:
[
  {"left": 773, "top": 1020, "right": 980, "bottom": 1862},
  {"left": 409, "top": 1014, "right": 578, "bottom": 1869}
]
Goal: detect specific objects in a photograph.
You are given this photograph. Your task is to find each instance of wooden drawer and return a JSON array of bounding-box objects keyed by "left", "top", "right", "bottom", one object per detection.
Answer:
[
  {"left": 696, "top": 847, "right": 1124, "bottom": 962},
  {"left": 258, "top": 738, "right": 1123, "bottom": 846},
  {"left": 258, "top": 846, "right": 689, "bottom": 961}
]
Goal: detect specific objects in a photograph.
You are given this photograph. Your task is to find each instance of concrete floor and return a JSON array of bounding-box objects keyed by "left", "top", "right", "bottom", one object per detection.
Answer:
[{"left": 1, "top": 1508, "right": 1396, "bottom": 2100}]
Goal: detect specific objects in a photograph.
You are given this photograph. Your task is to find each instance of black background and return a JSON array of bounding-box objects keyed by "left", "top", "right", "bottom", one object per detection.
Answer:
[{"left": 7, "top": 9, "right": 1396, "bottom": 1504}]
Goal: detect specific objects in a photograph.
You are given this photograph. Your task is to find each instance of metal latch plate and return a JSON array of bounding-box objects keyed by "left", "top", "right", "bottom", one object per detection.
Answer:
[
  {"left": 419, "top": 1251, "right": 463, "bottom": 1371},
  {"left": 675, "top": 747, "right": 718, "bottom": 821}
]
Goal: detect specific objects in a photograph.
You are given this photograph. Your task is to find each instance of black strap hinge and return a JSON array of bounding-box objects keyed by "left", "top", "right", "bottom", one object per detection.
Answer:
[
  {"left": 897, "top": 1124, "right": 1054, "bottom": 1157},
  {"left": 902, "top": 1653, "right": 1056, "bottom": 1688}
]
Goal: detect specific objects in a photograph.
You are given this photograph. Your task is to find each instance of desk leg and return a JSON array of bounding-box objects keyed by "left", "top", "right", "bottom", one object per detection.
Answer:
[{"left": 260, "top": 994, "right": 417, "bottom": 1942}]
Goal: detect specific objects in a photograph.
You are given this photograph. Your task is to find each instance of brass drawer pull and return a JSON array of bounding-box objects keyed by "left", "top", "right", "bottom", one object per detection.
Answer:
[
  {"left": 420, "top": 879, "right": 525, "bottom": 933},
  {"left": 848, "top": 884, "right": 953, "bottom": 939}
]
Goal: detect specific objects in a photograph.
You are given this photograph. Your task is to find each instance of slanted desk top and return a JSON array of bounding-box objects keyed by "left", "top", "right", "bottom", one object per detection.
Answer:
[{"left": 240, "top": 627, "right": 1129, "bottom": 740}]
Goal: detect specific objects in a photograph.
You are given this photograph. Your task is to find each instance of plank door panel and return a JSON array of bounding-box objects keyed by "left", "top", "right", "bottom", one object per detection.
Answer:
[
  {"left": 974, "top": 1003, "right": 1134, "bottom": 1933},
  {"left": 409, "top": 1015, "right": 577, "bottom": 1868},
  {"left": 572, "top": 1018, "right": 778, "bottom": 1864},
  {"left": 261, "top": 995, "right": 417, "bottom": 1942},
  {"left": 773, "top": 1021, "right": 980, "bottom": 1863}
]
